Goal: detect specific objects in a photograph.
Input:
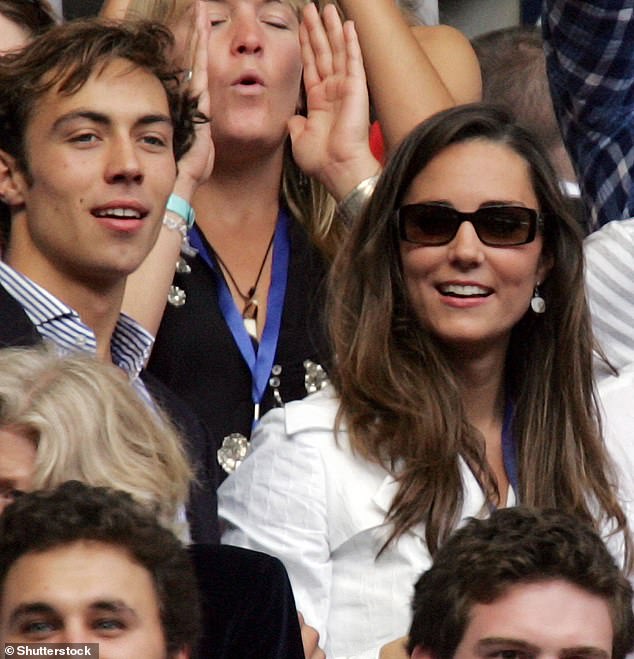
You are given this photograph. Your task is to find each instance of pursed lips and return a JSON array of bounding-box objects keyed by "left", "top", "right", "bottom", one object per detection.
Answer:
[{"left": 231, "top": 71, "right": 266, "bottom": 89}]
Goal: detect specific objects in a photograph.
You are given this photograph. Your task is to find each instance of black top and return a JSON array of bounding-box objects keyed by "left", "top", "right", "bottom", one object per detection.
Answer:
[
  {"left": 148, "top": 216, "right": 331, "bottom": 480},
  {"left": 189, "top": 544, "right": 305, "bottom": 659}
]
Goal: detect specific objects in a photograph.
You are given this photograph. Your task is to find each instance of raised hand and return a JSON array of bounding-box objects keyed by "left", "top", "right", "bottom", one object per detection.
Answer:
[
  {"left": 289, "top": 2, "right": 380, "bottom": 202},
  {"left": 173, "top": 0, "right": 215, "bottom": 200}
]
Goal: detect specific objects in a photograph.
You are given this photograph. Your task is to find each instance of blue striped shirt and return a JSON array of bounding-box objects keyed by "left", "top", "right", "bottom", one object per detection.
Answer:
[{"left": 0, "top": 261, "right": 154, "bottom": 401}]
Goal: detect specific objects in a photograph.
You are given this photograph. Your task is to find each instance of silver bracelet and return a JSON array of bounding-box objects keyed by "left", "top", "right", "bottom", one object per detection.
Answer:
[
  {"left": 337, "top": 174, "right": 380, "bottom": 226},
  {"left": 162, "top": 211, "right": 188, "bottom": 240}
]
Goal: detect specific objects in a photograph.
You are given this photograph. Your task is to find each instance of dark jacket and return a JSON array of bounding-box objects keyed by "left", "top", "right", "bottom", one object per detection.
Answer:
[{"left": 0, "top": 283, "right": 219, "bottom": 544}]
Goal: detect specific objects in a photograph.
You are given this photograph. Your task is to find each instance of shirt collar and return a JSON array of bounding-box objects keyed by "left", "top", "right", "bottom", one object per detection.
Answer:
[{"left": 0, "top": 261, "right": 154, "bottom": 380}]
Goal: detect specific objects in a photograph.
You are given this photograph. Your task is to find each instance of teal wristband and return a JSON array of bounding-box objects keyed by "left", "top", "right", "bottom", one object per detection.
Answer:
[{"left": 166, "top": 194, "right": 196, "bottom": 229}]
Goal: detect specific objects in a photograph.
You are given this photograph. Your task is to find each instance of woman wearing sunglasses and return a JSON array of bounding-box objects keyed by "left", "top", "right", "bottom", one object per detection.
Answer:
[{"left": 219, "top": 104, "right": 633, "bottom": 658}]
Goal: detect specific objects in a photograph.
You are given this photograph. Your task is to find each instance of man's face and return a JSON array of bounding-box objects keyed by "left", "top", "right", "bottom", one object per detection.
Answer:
[
  {"left": 2, "top": 58, "right": 177, "bottom": 292},
  {"left": 0, "top": 540, "right": 187, "bottom": 658},
  {"left": 451, "top": 580, "right": 613, "bottom": 659}
]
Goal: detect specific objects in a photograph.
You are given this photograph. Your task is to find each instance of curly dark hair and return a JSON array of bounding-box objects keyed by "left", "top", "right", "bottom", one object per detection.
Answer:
[
  {"left": 408, "top": 506, "right": 634, "bottom": 659},
  {"left": 0, "top": 481, "right": 200, "bottom": 656}
]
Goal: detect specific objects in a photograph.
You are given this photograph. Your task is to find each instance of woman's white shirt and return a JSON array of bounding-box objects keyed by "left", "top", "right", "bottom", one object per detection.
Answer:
[
  {"left": 219, "top": 382, "right": 632, "bottom": 657},
  {"left": 218, "top": 386, "right": 508, "bottom": 658}
]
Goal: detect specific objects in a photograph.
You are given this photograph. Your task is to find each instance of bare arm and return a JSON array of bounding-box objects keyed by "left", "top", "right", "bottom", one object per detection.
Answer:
[
  {"left": 99, "top": 0, "right": 132, "bottom": 18},
  {"left": 335, "top": 0, "right": 481, "bottom": 151},
  {"left": 122, "top": 1, "right": 214, "bottom": 336}
]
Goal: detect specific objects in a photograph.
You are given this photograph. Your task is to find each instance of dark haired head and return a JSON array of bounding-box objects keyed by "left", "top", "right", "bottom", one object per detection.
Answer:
[
  {"left": 328, "top": 103, "right": 628, "bottom": 561},
  {"left": 472, "top": 27, "right": 560, "bottom": 151},
  {"left": 0, "top": 17, "right": 202, "bottom": 244},
  {"left": 0, "top": 481, "right": 200, "bottom": 655},
  {"left": 408, "top": 507, "right": 634, "bottom": 659}
]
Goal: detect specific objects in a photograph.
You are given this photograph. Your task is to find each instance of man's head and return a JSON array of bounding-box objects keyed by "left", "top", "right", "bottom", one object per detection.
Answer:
[
  {"left": 408, "top": 507, "right": 634, "bottom": 659},
  {"left": 0, "top": 481, "right": 200, "bottom": 657},
  {"left": 0, "top": 18, "right": 198, "bottom": 285}
]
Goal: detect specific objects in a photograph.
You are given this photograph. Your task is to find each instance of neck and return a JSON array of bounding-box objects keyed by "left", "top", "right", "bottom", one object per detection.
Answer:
[
  {"left": 445, "top": 340, "right": 510, "bottom": 502},
  {"left": 6, "top": 249, "right": 124, "bottom": 364},
  {"left": 445, "top": 341, "right": 507, "bottom": 434},
  {"left": 196, "top": 148, "right": 284, "bottom": 232}
]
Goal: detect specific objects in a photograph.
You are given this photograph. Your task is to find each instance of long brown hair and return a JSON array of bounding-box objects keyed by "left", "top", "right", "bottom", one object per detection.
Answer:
[{"left": 328, "top": 104, "right": 631, "bottom": 564}]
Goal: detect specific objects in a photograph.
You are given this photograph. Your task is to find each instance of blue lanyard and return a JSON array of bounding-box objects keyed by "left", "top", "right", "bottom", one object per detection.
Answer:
[
  {"left": 501, "top": 397, "right": 519, "bottom": 498},
  {"left": 188, "top": 209, "right": 290, "bottom": 420}
]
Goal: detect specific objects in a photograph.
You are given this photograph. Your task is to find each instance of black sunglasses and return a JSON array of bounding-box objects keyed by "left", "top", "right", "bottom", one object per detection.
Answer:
[{"left": 397, "top": 203, "right": 544, "bottom": 247}]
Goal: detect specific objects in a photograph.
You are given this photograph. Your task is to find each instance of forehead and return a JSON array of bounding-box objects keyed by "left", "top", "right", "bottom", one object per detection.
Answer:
[
  {"left": 28, "top": 58, "right": 171, "bottom": 131},
  {"left": 404, "top": 139, "right": 537, "bottom": 209},
  {"left": 457, "top": 580, "right": 613, "bottom": 658},
  {"left": 206, "top": 0, "right": 306, "bottom": 14},
  {"left": 1, "top": 540, "right": 161, "bottom": 617}
]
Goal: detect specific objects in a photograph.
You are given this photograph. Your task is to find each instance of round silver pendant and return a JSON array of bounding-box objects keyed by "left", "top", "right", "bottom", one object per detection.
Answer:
[
  {"left": 167, "top": 285, "right": 187, "bottom": 307},
  {"left": 531, "top": 295, "right": 546, "bottom": 314},
  {"left": 176, "top": 257, "right": 192, "bottom": 274},
  {"left": 304, "top": 359, "right": 329, "bottom": 394},
  {"left": 217, "top": 433, "right": 251, "bottom": 474}
]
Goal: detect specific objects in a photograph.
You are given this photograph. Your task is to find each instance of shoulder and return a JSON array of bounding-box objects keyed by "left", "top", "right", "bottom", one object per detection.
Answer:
[
  {"left": 597, "top": 367, "right": 634, "bottom": 491},
  {"left": 585, "top": 218, "right": 634, "bottom": 253},
  {"left": 585, "top": 219, "right": 634, "bottom": 286},
  {"left": 598, "top": 366, "right": 634, "bottom": 436},
  {"left": 220, "top": 386, "right": 389, "bottom": 512},
  {"left": 242, "top": 386, "right": 351, "bottom": 468},
  {"left": 281, "top": 386, "right": 341, "bottom": 434},
  {"left": 0, "top": 282, "right": 41, "bottom": 347}
]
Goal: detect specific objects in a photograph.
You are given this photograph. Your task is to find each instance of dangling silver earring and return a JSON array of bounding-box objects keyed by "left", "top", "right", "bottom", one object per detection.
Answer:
[{"left": 531, "top": 285, "right": 546, "bottom": 314}]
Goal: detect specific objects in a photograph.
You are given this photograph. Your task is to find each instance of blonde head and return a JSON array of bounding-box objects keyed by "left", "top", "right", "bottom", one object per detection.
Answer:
[
  {"left": 0, "top": 344, "right": 192, "bottom": 535},
  {"left": 125, "top": 0, "right": 339, "bottom": 257}
]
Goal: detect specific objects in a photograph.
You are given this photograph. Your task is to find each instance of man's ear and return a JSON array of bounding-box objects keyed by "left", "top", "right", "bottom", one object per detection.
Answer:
[{"left": 0, "top": 150, "right": 27, "bottom": 207}]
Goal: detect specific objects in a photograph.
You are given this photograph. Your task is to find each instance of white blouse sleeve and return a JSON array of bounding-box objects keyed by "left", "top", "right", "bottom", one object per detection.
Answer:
[{"left": 218, "top": 406, "right": 333, "bottom": 645}]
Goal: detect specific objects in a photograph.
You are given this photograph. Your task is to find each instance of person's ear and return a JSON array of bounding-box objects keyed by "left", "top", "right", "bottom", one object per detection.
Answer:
[
  {"left": 0, "top": 150, "right": 27, "bottom": 207},
  {"left": 536, "top": 250, "right": 554, "bottom": 288}
]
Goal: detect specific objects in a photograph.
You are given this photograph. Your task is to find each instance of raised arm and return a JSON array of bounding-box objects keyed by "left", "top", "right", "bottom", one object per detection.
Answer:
[
  {"left": 99, "top": 0, "right": 133, "bottom": 19},
  {"left": 122, "top": 1, "right": 214, "bottom": 336},
  {"left": 543, "top": 0, "right": 634, "bottom": 228},
  {"left": 289, "top": 2, "right": 380, "bottom": 202},
  {"left": 334, "top": 0, "right": 481, "bottom": 152}
]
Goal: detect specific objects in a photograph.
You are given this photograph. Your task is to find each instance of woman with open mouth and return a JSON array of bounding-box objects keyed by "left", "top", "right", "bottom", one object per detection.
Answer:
[{"left": 219, "top": 104, "right": 633, "bottom": 658}]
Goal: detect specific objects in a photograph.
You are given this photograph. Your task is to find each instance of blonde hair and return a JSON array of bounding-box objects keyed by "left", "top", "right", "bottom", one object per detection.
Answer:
[
  {"left": 0, "top": 345, "right": 192, "bottom": 534},
  {"left": 125, "top": 0, "right": 339, "bottom": 257}
]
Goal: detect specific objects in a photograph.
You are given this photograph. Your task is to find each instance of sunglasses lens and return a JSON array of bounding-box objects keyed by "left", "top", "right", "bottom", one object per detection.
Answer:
[
  {"left": 399, "top": 205, "right": 457, "bottom": 245},
  {"left": 399, "top": 204, "right": 538, "bottom": 247},
  {"left": 477, "top": 207, "right": 534, "bottom": 246}
]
